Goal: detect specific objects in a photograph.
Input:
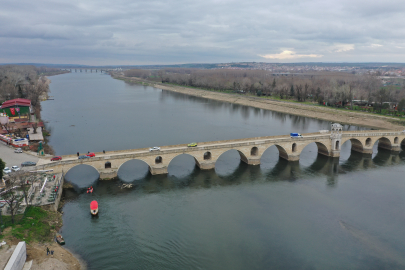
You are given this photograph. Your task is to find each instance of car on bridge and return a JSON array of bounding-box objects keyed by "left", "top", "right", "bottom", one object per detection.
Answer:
[
  {"left": 290, "top": 133, "right": 303, "bottom": 138},
  {"left": 21, "top": 161, "right": 36, "bottom": 167},
  {"left": 78, "top": 155, "right": 91, "bottom": 159},
  {"left": 187, "top": 142, "right": 198, "bottom": 147},
  {"left": 149, "top": 147, "right": 160, "bottom": 152},
  {"left": 86, "top": 152, "right": 96, "bottom": 157},
  {"left": 51, "top": 156, "right": 62, "bottom": 161},
  {"left": 3, "top": 167, "right": 11, "bottom": 174}
]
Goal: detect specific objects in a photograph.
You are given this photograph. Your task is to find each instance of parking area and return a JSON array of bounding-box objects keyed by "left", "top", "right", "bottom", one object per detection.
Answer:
[{"left": 0, "top": 141, "right": 39, "bottom": 171}]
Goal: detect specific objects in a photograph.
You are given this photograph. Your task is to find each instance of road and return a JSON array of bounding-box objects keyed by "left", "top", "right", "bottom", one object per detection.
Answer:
[{"left": 0, "top": 141, "right": 39, "bottom": 171}]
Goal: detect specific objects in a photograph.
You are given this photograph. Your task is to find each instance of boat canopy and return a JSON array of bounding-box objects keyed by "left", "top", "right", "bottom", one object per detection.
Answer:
[{"left": 90, "top": 200, "right": 98, "bottom": 210}]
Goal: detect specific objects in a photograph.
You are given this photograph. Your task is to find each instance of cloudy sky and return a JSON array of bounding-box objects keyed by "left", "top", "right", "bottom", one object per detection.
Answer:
[{"left": 1, "top": 0, "right": 405, "bottom": 65}]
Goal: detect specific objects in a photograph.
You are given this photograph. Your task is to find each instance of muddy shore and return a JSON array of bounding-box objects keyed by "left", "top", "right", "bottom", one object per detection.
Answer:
[{"left": 114, "top": 74, "right": 404, "bottom": 130}]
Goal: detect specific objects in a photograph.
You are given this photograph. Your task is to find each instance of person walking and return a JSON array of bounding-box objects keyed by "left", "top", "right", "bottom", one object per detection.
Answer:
[
  {"left": 46, "top": 247, "right": 50, "bottom": 255},
  {"left": 77, "top": 152, "right": 79, "bottom": 157}
]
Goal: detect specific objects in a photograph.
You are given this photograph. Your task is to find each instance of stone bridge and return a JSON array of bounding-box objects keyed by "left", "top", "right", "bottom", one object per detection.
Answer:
[{"left": 34, "top": 124, "right": 405, "bottom": 179}]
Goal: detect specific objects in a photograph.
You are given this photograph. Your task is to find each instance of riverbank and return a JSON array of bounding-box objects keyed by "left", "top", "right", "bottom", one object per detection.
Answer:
[
  {"left": 0, "top": 207, "right": 84, "bottom": 269},
  {"left": 113, "top": 73, "right": 404, "bottom": 130}
]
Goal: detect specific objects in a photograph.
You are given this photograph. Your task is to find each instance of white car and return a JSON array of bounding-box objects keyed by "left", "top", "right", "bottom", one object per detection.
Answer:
[
  {"left": 14, "top": 148, "right": 22, "bottom": 153},
  {"left": 11, "top": 166, "right": 20, "bottom": 172},
  {"left": 149, "top": 147, "right": 160, "bottom": 152},
  {"left": 3, "top": 167, "right": 11, "bottom": 174}
]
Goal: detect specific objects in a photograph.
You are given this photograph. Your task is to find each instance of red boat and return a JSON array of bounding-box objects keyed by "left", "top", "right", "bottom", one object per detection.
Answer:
[{"left": 90, "top": 200, "right": 98, "bottom": 215}]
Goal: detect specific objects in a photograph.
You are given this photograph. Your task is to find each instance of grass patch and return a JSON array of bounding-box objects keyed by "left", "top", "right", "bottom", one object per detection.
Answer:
[
  {"left": 11, "top": 207, "right": 51, "bottom": 243},
  {"left": 1, "top": 207, "right": 60, "bottom": 243}
]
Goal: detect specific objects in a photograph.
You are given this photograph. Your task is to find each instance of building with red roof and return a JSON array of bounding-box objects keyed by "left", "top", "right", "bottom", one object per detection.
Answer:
[{"left": 0, "top": 98, "right": 32, "bottom": 120}]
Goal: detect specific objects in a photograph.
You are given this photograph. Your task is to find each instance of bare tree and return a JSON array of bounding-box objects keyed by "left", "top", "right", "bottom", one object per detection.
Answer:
[{"left": 2, "top": 174, "right": 24, "bottom": 224}]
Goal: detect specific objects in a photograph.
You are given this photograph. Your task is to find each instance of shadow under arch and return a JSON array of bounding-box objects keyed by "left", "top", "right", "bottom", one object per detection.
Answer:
[
  {"left": 117, "top": 159, "right": 150, "bottom": 182},
  {"left": 342, "top": 138, "right": 364, "bottom": 153},
  {"left": 260, "top": 144, "right": 289, "bottom": 168},
  {"left": 215, "top": 149, "right": 246, "bottom": 177},
  {"left": 299, "top": 142, "right": 329, "bottom": 167},
  {"left": 167, "top": 153, "right": 199, "bottom": 178},
  {"left": 64, "top": 164, "right": 100, "bottom": 190},
  {"left": 375, "top": 136, "right": 393, "bottom": 152}
]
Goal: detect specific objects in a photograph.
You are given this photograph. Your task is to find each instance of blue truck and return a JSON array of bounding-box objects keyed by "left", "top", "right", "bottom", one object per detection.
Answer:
[{"left": 290, "top": 133, "right": 303, "bottom": 138}]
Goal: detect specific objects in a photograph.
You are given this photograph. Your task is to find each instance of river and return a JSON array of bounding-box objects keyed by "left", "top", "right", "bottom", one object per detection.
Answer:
[{"left": 42, "top": 72, "right": 405, "bottom": 270}]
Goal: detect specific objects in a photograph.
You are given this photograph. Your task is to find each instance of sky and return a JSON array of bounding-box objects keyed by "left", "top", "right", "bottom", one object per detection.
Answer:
[{"left": 1, "top": 0, "right": 405, "bottom": 65}]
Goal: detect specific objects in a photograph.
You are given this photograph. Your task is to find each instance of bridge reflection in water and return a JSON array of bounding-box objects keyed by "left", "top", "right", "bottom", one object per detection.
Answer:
[{"left": 64, "top": 140, "right": 405, "bottom": 191}]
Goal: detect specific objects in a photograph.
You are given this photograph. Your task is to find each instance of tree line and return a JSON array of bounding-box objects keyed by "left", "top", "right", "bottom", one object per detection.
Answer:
[{"left": 124, "top": 68, "right": 405, "bottom": 113}]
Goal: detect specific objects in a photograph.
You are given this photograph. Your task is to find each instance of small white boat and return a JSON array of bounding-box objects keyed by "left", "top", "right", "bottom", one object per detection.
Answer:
[{"left": 90, "top": 200, "right": 98, "bottom": 215}]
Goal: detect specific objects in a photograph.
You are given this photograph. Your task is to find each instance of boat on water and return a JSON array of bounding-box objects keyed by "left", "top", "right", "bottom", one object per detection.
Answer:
[
  {"left": 90, "top": 200, "right": 98, "bottom": 215},
  {"left": 56, "top": 233, "right": 65, "bottom": 245}
]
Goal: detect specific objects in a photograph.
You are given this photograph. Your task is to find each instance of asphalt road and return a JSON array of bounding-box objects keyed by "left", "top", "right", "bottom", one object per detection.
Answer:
[{"left": 0, "top": 141, "right": 39, "bottom": 171}]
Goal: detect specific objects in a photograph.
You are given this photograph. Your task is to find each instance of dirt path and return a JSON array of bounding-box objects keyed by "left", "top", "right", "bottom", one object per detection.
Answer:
[
  {"left": 28, "top": 242, "right": 85, "bottom": 270},
  {"left": 116, "top": 74, "right": 404, "bottom": 130}
]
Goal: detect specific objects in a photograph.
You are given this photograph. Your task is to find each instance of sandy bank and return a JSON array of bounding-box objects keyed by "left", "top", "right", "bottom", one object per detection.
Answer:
[{"left": 115, "top": 74, "right": 404, "bottom": 130}]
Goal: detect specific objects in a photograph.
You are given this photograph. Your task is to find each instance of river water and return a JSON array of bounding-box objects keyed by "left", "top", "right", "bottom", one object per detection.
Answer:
[{"left": 42, "top": 72, "right": 405, "bottom": 269}]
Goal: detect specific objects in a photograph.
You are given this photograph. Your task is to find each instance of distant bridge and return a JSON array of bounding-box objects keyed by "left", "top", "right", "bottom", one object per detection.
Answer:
[{"left": 34, "top": 125, "right": 405, "bottom": 179}]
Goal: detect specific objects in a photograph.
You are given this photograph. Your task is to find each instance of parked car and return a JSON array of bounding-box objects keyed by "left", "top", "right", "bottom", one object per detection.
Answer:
[
  {"left": 3, "top": 167, "right": 11, "bottom": 174},
  {"left": 11, "top": 165, "right": 20, "bottom": 172},
  {"left": 290, "top": 133, "right": 303, "bottom": 138},
  {"left": 51, "top": 156, "right": 62, "bottom": 161},
  {"left": 14, "top": 148, "right": 22, "bottom": 153},
  {"left": 86, "top": 152, "right": 96, "bottom": 157},
  {"left": 78, "top": 155, "right": 91, "bottom": 159},
  {"left": 21, "top": 161, "right": 36, "bottom": 167},
  {"left": 187, "top": 142, "right": 198, "bottom": 147},
  {"left": 149, "top": 147, "right": 160, "bottom": 152}
]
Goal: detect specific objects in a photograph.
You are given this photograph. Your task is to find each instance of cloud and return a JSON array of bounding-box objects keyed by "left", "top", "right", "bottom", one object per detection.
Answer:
[
  {"left": 1, "top": 0, "right": 405, "bottom": 64},
  {"left": 329, "top": 44, "right": 355, "bottom": 53},
  {"left": 259, "top": 50, "right": 323, "bottom": 60}
]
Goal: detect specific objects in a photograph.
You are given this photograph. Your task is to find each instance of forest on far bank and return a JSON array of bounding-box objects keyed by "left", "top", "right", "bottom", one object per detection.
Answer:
[{"left": 124, "top": 68, "right": 405, "bottom": 114}]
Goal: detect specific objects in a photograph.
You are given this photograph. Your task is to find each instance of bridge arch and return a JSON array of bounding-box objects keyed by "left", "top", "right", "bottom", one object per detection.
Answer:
[
  {"left": 251, "top": 147, "right": 259, "bottom": 156},
  {"left": 117, "top": 159, "right": 150, "bottom": 182},
  {"left": 298, "top": 141, "right": 330, "bottom": 166},
  {"left": 215, "top": 149, "right": 247, "bottom": 176},
  {"left": 376, "top": 136, "right": 392, "bottom": 151},
  {"left": 274, "top": 144, "right": 289, "bottom": 160},
  {"left": 155, "top": 156, "right": 163, "bottom": 164},
  {"left": 292, "top": 143, "right": 297, "bottom": 153},
  {"left": 341, "top": 138, "right": 364, "bottom": 153},
  {"left": 167, "top": 153, "right": 200, "bottom": 177},
  {"left": 204, "top": 151, "right": 212, "bottom": 160},
  {"left": 215, "top": 149, "right": 249, "bottom": 165},
  {"left": 64, "top": 163, "right": 99, "bottom": 175},
  {"left": 64, "top": 164, "right": 100, "bottom": 189}
]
